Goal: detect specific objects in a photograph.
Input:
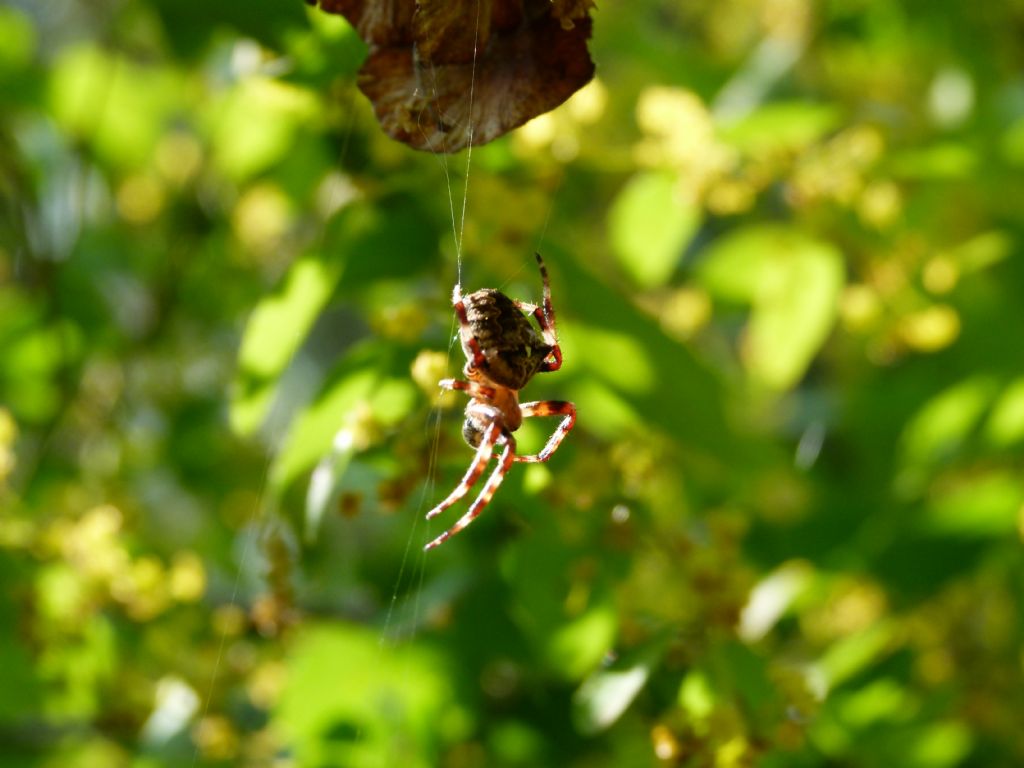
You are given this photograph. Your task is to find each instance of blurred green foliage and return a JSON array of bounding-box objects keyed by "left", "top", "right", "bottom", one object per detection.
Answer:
[{"left": 2, "top": 0, "right": 1024, "bottom": 766}]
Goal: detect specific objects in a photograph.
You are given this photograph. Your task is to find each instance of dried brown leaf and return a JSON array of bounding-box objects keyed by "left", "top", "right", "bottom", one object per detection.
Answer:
[{"left": 308, "top": 0, "right": 595, "bottom": 152}]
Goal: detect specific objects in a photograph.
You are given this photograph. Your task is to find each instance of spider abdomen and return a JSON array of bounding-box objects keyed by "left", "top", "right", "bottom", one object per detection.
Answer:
[{"left": 461, "top": 288, "right": 552, "bottom": 390}]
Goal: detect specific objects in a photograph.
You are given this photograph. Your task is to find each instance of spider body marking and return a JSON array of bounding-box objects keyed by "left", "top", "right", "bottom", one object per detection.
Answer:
[
  {"left": 424, "top": 253, "right": 576, "bottom": 551},
  {"left": 458, "top": 288, "right": 553, "bottom": 391}
]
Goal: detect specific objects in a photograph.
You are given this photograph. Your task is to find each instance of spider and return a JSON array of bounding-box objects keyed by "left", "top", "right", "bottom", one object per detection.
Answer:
[{"left": 424, "top": 253, "right": 576, "bottom": 550}]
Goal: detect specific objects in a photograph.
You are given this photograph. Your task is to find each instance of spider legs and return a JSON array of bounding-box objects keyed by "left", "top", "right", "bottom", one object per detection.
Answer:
[
  {"left": 425, "top": 418, "right": 502, "bottom": 523},
  {"left": 424, "top": 418, "right": 517, "bottom": 551},
  {"left": 438, "top": 377, "right": 495, "bottom": 400},
  {"left": 514, "top": 400, "right": 576, "bottom": 463},
  {"left": 513, "top": 253, "right": 563, "bottom": 372},
  {"left": 452, "top": 283, "right": 488, "bottom": 372}
]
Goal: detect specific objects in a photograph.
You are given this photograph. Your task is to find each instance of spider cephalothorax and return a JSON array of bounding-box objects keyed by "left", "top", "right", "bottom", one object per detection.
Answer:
[{"left": 425, "top": 253, "right": 576, "bottom": 550}]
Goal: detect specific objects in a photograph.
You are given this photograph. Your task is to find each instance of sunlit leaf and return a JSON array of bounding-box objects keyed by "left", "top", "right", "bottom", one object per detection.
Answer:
[
  {"left": 275, "top": 624, "right": 464, "bottom": 768},
  {"left": 563, "top": 324, "right": 654, "bottom": 394},
  {"left": 206, "top": 77, "right": 321, "bottom": 181},
  {"left": 889, "top": 143, "right": 977, "bottom": 179},
  {"left": 547, "top": 601, "right": 617, "bottom": 680},
  {"left": 817, "top": 621, "right": 895, "bottom": 691},
  {"left": 556, "top": 251, "right": 735, "bottom": 456},
  {"left": 698, "top": 225, "right": 845, "bottom": 389},
  {"left": 899, "top": 376, "right": 998, "bottom": 472},
  {"left": 305, "top": 427, "right": 358, "bottom": 542},
  {"left": 609, "top": 171, "right": 701, "bottom": 288},
  {"left": 232, "top": 253, "right": 345, "bottom": 435},
  {"left": 1003, "top": 116, "right": 1024, "bottom": 167},
  {"left": 923, "top": 472, "right": 1023, "bottom": 537},
  {"left": 985, "top": 377, "right": 1024, "bottom": 447},
  {"left": 0, "top": 6, "right": 35, "bottom": 73},
  {"left": 269, "top": 343, "right": 383, "bottom": 492},
  {"left": 836, "top": 678, "right": 913, "bottom": 728},
  {"left": 948, "top": 230, "right": 1013, "bottom": 274},
  {"left": 304, "top": 377, "right": 416, "bottom": 540},
  {"left": 720, "top": 101, "right": 841, "bottom": 154},
  {"left": 572, "top": 639, "right": 664, "bottom": 734},
  {"left": 678, "top": 669, "right": 716, "bottom": 720},
  {"left": 48, "top": 45, "right": 181, "bottom": 169},
  {"left": 907, "top": 721, "right": 973, "bottom": 768}
]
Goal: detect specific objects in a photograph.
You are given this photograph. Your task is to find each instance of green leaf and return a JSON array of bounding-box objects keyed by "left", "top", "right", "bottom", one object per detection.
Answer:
[
  {"left": 923, "top": 472, "right": 1024, "bottom": 537},
  {"left": 947, "top": 230, "right": 1013, "bottom": 274},
  {"left": 269, "top": 347, "right": 381, "bottom": 492},
  {"left": 48, "top": 45, "right": 181, "bottom": 170},
  {"left": 205, "top": 77, "right": 320, "bottom": 181},
  {"left": 0, "top": 6, "right": 35, "bottom": 74},
  {"left": 836, "top": 678, "right": 913, "bottom": 728},
  {"left": 609, "top": 171, "right": 701, "bottom": 288},
  {"left": 240, "top": 257, "right": 343, "bottom": 379},
  {"left": 552, "top": 250, "right": 736, "bottom": 457},
  {"left": 905, "top": 721, "right": 973, "bottom": 768},
  {"left": 563, "top": 324, "right": 654, "bottom": 395},
  {"left": 899, "top": 376, "right": 998, "bottom": 472},
  {"left": 888, "top": 143, "right": 977, "bottom": 179},
  {"left": 720, "top": 101, "right": 842, "bottom": 154},
  {"left": 678, "top": 669, "right": 717, "bottom": 721},
  {"left": 1003, "top": 115, "right": 1024, "bottom": 167},
  {"left": 275, "top": 624, "right": 463, "bottom": 768},
  {"left": 305, "top": 428, "right": 358, "bottom": 542},
  {"left": 985, "top": 377, "right": 1024, "bottom": 447},
  {"left": 817, "top": 621, "right": 895, "bottom": 691},
  {"left": 546, "top": 602, "right": 618, "bottom": 680},
  {"left": 231, "top": 253, "right": 345, "bottom": 436},
  {"left": 572, "top": 639, "right": 664, "bottom": 735},
  {"left": 304, "top": 378, "right": 416, "bottom": 541},
  {"left": 698, "top": 225, "right": 845, "bottom": 389}
]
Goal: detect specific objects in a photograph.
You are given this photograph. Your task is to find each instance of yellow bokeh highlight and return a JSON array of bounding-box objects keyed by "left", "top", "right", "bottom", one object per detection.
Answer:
[
  {"left": 155, "top": 131, "right": 203, "bottom": 185},
  {"left": 637, "top": 87, "right": 711, "bottom": 142},
  {"left": 110, "top": 555, "right": 170, "bottom": 620},
  {"left": 61, "top": 504, "right": 128, "bottom": 582},
  {"left": 839, "top": 284, "right": 883, "bottom": 332},
  {"left": 922, "top": 255, "right": 959, "bottom": 294},
  {"left": 213, "top": 604, "right": 249, "bottom": 636},
  {"left": 116, "top": 174, "right": 166, "bottom": 224},
  {"left": 660, "top": 287, "right": 712, "bottom": 340},
  {"left": 169, "top": 551, "right": 207, "bottom": 602},
  {"left": 516, "top": 77, "right": 607, "bottom": 161},
  {"left": 635, "top": 86, "right": 735, "bottom": 204},
  {"left": 790, "top": 124, "right": 885, "bottom": 207},
  {"left": 858, "top": 180, "right": 903, "bottom": 229},
  {"left": 715, "top": 735, "right": 751, "bottom": 768},
  {"left": 518, "top": 113, "right": 558, "bottom": 149},
  {"left": 231, "top": 182, "right": 292, "bottom": 258},
  {"left": 803, "top": 578, "right": 888, "bottom": 642},
  {"left": 371, "top": 301, "right": 430, "bottom": 343},
  {"left": 762, "top": 0, "right": 811, "bottom": 42},
  {"left": 650, "top": 723, "right": 681, "bottom": 760},
  {"left": 898, "top": 305, "right": 961, "bottom": 352},
  {"left": 410, "top": 350, "right": 459, "bottom": 408},
  {"left": 567, "top": 78, "right": 608, "bottom": 124},
  {"left": 193, "top": 715, "right": 240, "bottom": 762},
  {"left": 248, "top": 660, "right": 287, "bottom": 710},
  {"left": 706, "top": 177, "right": 757, "bottom": 215},
  {"left": 0, "top": 407, "right": 16, "bottom": 484}
]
